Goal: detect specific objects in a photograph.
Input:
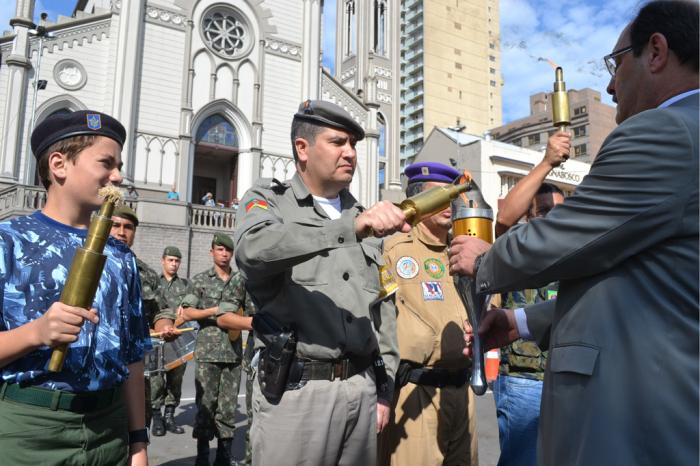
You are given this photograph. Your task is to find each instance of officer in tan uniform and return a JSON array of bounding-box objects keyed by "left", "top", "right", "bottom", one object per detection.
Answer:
[
  {"left": 379, "top": 162, "right": 478, "bottom": 466},
  {"left": 234, "top": 100, "right": 410, "bottom": 466}
]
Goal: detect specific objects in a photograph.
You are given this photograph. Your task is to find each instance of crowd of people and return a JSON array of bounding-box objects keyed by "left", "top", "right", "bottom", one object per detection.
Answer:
[{"left": 0, "top": 2, "right": 696, "bottom": 466}]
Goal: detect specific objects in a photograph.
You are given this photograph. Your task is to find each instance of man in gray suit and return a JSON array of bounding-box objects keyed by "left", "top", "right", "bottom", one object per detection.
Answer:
[{"left": 448, "top": 2, "right": 698, "bottom": 465}]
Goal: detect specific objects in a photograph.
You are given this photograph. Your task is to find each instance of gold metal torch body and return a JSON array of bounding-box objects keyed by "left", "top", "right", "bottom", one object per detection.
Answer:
[
  {"left": 451, "top": 174, "right": 494, "bottom": 395},
  {"left": 48, "top": 189, "right": 122, "bottom": 372},
  {"left": 552, "top": 67, "right": 570, "bottom": 133}
]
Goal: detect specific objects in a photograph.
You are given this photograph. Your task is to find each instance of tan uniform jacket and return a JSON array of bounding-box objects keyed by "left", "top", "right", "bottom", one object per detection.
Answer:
[
  {"left": 383, "top": 225, "right": 469, "bottom": 369},
  {"left": 234, "top": 174, "right": 399, "bottom": 398}
]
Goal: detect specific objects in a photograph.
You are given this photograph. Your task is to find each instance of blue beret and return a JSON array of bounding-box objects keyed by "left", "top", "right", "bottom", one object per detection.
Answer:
[
  {"left": 404, "top": 162, "right": 460, "bottom": 184},
  {"left": 293, "top": 100, "right": 365, "bottom": 140},
  {"left": 31, "top": 110, "right": 126, "bottom": 159}
]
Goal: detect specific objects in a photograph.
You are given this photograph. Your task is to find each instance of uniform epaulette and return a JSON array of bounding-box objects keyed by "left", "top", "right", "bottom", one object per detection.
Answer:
[
  {"left": 253, "top": 177, "right": 289, "bottom": 192},
  {"left": 382, "top": 231, "right": 413, "bottom": 252}
]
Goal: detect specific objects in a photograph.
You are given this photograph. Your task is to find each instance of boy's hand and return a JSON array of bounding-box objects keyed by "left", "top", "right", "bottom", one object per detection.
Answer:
[{"left": 35, "top": 303, "right": 99, "bottom": 347}]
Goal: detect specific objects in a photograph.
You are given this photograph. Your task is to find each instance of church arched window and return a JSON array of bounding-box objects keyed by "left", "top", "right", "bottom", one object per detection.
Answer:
[
  {"left": 195, "top": 114, "right": 238, "bottom": 147},
  {"left": 345, "top": 0, "right": 356, "bottom": 56},
  {"left": 373, "top": 0, "right": 387, "bottom": 56}
]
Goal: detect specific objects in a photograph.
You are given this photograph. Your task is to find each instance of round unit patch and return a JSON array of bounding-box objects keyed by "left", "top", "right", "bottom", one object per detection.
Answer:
[
  {"left": 424, "top": 258, "right": 446, "bottom": 279},
  {"left": 396, "top": 256, "right": 419, "bottom": 279}
]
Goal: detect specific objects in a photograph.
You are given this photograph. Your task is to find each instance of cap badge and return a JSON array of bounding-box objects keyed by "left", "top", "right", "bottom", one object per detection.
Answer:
[
  {"left": 421, "top": 167, "right": 430, "bottom": 175},
  {"left": 86, "top": 114, "right": 102, "bottom": 130}
]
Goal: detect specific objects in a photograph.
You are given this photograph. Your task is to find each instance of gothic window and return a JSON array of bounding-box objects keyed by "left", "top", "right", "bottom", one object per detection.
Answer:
[
  {"left": 201, "top": 6, "right": 253, "bottom": 59},
  {"left": 373, "top": 0, "right": 387, "bottom": 56},
  {"left": 196, "top": 115, "right": 238, "bottom": 147},
  {"left": 345, "top": 0, "right": 356, "bottom": 56}
]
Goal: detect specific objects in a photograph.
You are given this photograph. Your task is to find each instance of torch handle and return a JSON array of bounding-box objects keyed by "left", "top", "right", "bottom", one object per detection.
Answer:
[{"left": 455, "top": 275, "right": 489, "bottom": 395}]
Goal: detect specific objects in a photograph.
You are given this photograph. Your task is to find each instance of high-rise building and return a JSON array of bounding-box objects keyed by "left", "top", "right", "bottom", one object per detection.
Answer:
[
  {"left": 490, "top": 88, "right": 617, "bottom": 163},
  {"left": 400, "top": 0, "right": 502, "bottom": 165}
]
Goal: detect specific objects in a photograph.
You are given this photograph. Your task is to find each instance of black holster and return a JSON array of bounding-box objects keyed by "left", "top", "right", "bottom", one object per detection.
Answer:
[{"left": 253, "top": 313, "right": 297, "bottom": 404}]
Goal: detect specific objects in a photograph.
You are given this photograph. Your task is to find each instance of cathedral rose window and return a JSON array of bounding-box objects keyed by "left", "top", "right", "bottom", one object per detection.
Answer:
[{"left": 201, "top": 6, "right": 253, "bottom": 59}]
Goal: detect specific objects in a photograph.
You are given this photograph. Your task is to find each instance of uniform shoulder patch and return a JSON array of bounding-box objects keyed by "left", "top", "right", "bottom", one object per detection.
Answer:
[
  {"left": 395, "top": 256, "right": 419, "bottom": 279},
  {"left": 245, "top": 198, "right": 269, "bottom": 212},
  {"left": 423, "top": 258, "right": 446, "bottom": 279}
]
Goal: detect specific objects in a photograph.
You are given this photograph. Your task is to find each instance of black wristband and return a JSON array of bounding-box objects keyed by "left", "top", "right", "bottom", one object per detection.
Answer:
[{"left": 128, "top": 428, "right": 149, "bottom": 445}]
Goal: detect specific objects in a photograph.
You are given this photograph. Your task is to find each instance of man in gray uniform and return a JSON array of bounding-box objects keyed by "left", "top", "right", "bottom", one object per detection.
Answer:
[{"left": 234, "top": 100, "right": 410, "bottom": 466}]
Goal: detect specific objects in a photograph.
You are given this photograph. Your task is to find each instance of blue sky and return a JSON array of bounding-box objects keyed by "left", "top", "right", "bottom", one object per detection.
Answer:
[{"left": 2, "top": 0, "right": 643, "bottom": 124}]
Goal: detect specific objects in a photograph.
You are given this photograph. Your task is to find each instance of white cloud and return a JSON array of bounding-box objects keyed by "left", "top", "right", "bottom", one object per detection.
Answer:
[{"left": 499, "top": 0, "right": 641, "bottom": 123}]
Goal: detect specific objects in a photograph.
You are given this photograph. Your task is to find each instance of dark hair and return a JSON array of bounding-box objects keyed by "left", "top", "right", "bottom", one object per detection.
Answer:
[
  {"left": 405, "top": 181, "right": 426, "bottom": 198},
  {"left": 535, "top": 183, "right": 564, "bottom": 197},
  {"left": 37, "top": 135, "right": 97, "bottom": 190},
  {"left": 630, "top": 1, "right": 699, "bottom": 72},
  {"left": 290, "top": 119, "right": 324, "bottom": 162}
]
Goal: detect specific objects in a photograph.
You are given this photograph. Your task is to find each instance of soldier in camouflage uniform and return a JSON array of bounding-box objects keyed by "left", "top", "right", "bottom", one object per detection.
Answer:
[
  {"left": 150, "top": 246, "right": 192, "bottom": 435},
  {"left": 111, "top": 206, "right": 178, "bottom": 437},
  {"left": 180, "top": 233, "right": 254, "bottom": 466},
  {"left": 490, "top": 135, "right": 568, "bottom": 466}
]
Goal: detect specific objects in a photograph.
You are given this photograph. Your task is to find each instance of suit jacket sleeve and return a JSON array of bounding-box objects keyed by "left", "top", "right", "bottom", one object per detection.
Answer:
[
  {"left": 476, "top": 106, "right": 696, "bottom": 293},
  {"left": 523, "top": 299, "right": 556, "bottom": 350}
]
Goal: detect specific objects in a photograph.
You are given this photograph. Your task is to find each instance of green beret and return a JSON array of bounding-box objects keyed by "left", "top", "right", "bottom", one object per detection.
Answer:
[
  {"left": 162, "top": 246, "right": 182, "bottom": 258},
  {"left": 293, "top": 100, "right": 365, "bottom": 140},
  {"left": 212, "top": 232, "right": 234, "bottom": 250},
  {"left": 112, "top": 205, "right": 139, "bottom": 226}
]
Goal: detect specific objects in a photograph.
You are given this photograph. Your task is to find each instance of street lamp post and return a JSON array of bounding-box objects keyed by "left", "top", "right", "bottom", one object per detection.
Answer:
[{"left": 26, "top": 12, "right": 55, "bottom": 183}]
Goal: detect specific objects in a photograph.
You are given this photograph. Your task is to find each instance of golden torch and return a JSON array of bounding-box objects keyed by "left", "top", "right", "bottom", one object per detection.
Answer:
[
  {"left": 552, "top": 66, "right": 570, "bottom": 167},
  {"left": 48, "top": 186, "right": 123, "bottom": 372},
  {"left": 363, "top": 181, "right": 473, "bottom": 238},
  {"left": 451, "top": 171, "right": 493, "bottom": 395}
]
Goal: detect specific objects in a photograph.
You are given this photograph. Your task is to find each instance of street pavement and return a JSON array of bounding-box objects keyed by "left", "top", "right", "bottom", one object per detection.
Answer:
[{"left": 149, "top": 367, "right": 501, "bottom": 465}]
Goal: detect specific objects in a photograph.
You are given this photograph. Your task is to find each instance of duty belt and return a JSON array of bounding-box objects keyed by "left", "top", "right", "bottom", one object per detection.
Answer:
[
  {"left": 408, "top": 367, "right": 469, "bottom": 388},
  {"left": 287, "top": 355, "right": 373, "bottom": 387},
  {"left": 0, "top": 382, "right": 121, "bottom": 413}
]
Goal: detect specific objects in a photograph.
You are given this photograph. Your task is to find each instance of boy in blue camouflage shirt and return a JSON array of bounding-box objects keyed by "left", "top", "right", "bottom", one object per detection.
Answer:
[{"left": 0, "top": 110, "right": 150, "bottom": 466}]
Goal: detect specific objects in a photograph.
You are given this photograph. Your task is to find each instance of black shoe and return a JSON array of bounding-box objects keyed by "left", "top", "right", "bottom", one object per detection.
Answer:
[
  {"left": 195, "top": 438, "right": 210, "bottom": 466},
  {"left": 213, "top": 438, "right": 233, "bottom": 466},
  {"left": 151, "top": 408, "right": 166, "bottom": 437},
  {"left": 164, "top": 406, "right": 185, "bottom": 434}
]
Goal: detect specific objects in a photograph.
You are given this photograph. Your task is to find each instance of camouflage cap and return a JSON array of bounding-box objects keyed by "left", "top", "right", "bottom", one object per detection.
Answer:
[
  {"left": 163, "top": 246, "right": 182, "bottom": 258},
  {"left": 112, "top": 205, "right": 139, "bottom": 226},
  {"left": 212, "top": 232, "right": 234, "bottom": 250}
]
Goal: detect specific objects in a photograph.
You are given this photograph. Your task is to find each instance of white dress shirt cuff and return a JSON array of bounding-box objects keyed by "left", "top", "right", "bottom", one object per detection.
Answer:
[{"left": 514, "top": 307, "right": 533, "bottom": 340}]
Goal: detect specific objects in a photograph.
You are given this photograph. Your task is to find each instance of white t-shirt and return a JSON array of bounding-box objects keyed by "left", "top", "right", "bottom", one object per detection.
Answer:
[{"left": 312, "top": 195, "right": 342, "bottom": 219}]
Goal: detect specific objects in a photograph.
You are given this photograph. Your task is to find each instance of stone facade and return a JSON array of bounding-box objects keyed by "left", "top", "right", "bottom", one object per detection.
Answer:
[{"left": 0, "top": 0, "right": 404, "bottom": 277}]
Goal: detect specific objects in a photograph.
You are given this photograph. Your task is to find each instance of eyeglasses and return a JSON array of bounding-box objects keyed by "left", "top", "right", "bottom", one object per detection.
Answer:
[{"left": 604, "top": 45, "right": 633, "bottom": 76}]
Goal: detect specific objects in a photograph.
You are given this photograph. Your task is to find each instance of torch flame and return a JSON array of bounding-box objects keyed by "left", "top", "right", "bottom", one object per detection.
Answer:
[{"left": 538, "top": 57, "right": 560, "bottom": 70}]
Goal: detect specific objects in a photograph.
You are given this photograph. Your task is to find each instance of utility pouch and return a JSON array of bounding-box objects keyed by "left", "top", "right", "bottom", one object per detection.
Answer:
[{"left": 253, "top": 313, "right": 297, "bottom": 404}]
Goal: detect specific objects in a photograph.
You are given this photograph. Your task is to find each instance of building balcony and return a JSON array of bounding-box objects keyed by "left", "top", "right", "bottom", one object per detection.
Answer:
[
  {"left": 403, "top": 87, "right": 424, "bottom": 101},
  {"left": 404, "top": 61, "right": 423, "bottom": 76},
  {"left": 403, "top": 73, "right": 424, "bottom": 88},
  {"left": 405, "top": 20, "right": 424, "bottom": 35},
  {"left": 0, "top": 184, "right": 237, "bottom": 231},
  {"left": 404, "top": 48, "right": 423, "bottom": 62},
  {"left": 405, "top": 7, "right": 423, "bottom": 22}
]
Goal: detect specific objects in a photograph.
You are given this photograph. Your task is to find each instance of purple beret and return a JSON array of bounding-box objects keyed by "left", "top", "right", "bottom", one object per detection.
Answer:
[{"left": 404, "top": 162, "right": 460, "bottom": 184}]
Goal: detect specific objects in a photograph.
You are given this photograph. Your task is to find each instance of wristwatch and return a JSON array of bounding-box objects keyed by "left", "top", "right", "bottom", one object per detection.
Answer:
[{"left": 128, "top": 428, "right": 150, "bottom": 445}]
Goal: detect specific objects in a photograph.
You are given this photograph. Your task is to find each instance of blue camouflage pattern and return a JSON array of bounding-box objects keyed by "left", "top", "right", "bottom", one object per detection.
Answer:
[{"left": 0, "top": 211, "right": 150, "bottom": 392}]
